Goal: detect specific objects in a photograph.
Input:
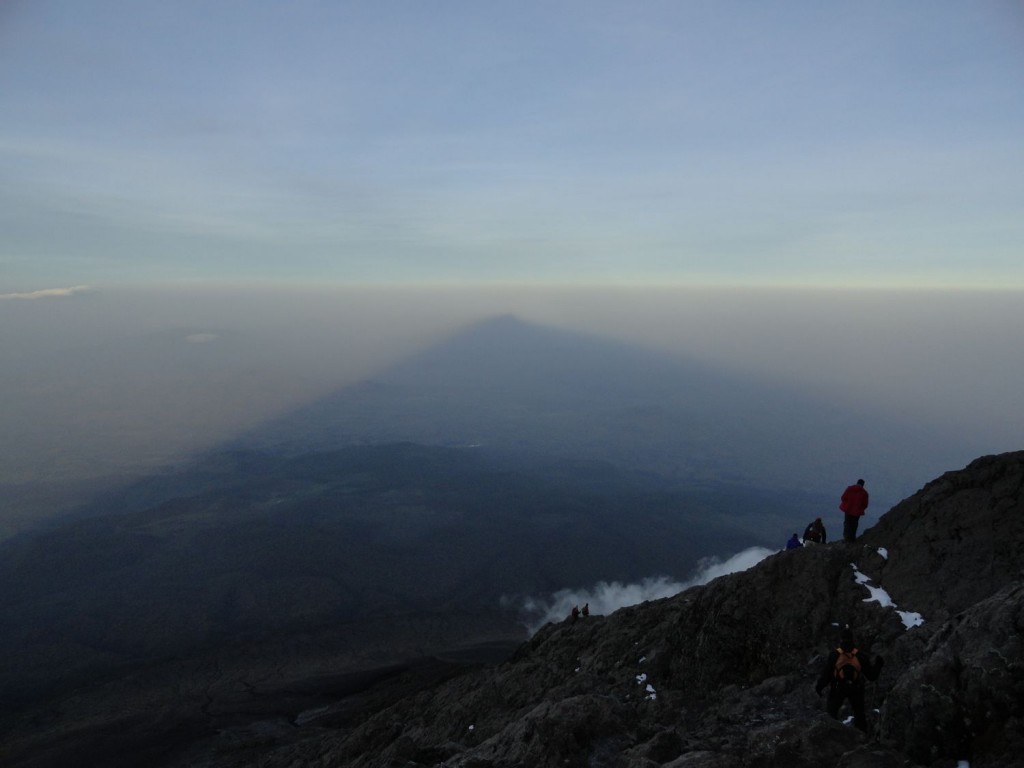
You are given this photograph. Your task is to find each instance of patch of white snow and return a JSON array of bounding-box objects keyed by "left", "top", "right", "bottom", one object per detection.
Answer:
[
  {"left": 877, "top": 548, "right": 888, "bottom": 559},
  {"left": 852, "top": 565, "right": 924, "bottom": 630},
  {"left": 897, "top": 610, "right": 925, "bottom": 629}
]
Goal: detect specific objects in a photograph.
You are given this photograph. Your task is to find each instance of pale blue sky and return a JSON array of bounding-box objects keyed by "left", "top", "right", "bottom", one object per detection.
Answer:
[{"left": 2, "top": 1, "right": 1023, "bottom": 290}]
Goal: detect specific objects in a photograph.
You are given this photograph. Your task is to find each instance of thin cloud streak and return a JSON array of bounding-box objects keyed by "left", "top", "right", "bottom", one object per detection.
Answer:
[{"left": 0, "top": 285, "right": 92, "bottom": 300}]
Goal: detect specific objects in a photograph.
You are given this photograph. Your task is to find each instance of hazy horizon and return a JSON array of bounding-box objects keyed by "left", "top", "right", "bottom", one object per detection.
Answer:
[{"left": 2, "top": 285, "right": 1020, "bottom": 513}]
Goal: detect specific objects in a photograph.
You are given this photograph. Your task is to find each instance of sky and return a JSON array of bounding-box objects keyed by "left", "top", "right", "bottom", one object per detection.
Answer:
[{"left": 2, "top": 0, "right": 1023, "bottom": 290}]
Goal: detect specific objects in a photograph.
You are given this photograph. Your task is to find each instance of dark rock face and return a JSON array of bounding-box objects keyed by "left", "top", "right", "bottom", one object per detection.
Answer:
[
  {"left": 242, "top": 450, "right": 1019, "bottom": 768},
  {"left": 879, "top": 582, "right": 1024, "bottom": 766},
  {"left": 860, "top": 451, "right": 1024, "bottom": 622}
]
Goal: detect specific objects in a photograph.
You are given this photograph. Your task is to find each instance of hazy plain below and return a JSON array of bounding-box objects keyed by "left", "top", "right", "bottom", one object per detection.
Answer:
[{"left": 1, "top": 283, "right": 1021, "bottom": 537}]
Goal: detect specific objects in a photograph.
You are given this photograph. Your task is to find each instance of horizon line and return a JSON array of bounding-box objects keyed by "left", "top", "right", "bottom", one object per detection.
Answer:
[{"left": 8, "top": 279, "right": 1023, "bottom": 295}]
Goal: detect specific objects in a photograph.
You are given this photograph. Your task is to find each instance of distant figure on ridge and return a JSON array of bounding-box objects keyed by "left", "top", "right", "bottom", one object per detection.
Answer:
[
  {"left": 815, "top": 625, "right": 884, "bottom": 732},
  {"left": 581, "top": 603, "right": 590, "bottom": 617},
  {"left": 570, "top": 605, "right": 580, "bottom": 622},
  {"left": 803, "top": 517, "right": 827, "bottom": 544},
  {"left": 839, "top": 479, "right": 869, "bottom": 542},
  {"left": 786, "top": 533, "right": 802, "bottom": 550}
]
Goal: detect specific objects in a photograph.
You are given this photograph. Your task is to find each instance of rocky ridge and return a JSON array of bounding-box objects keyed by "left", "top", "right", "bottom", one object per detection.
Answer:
[{"left": 210, "top": 451, "right": 1024, "bottom": 768}]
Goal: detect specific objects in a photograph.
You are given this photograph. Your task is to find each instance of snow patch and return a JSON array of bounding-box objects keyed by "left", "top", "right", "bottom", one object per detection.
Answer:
[
  {"left": 897, "top": 610, "right": 925, "bottom": 628},
  {"left": 877, "top": 548, "right": 888, "bottom": 560},
  {"left": 852, "top": 564, "right": 924, "bottom": 630}
]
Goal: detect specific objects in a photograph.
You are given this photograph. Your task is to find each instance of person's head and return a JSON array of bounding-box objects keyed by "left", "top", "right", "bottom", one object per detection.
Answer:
[
  {"left": 840, "top": 626, "right": 855, "bottom": 648},
  {"left": 856, "top": 479, "right": 865, "bottom": 486},
  {"left": 815, "top": 517, "right": 821, "bottom": 523}
]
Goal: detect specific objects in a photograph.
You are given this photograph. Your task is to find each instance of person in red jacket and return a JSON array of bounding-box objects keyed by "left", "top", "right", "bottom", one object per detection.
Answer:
[{"left": 840, "top": 479, "right": 869, "bottom": 542}]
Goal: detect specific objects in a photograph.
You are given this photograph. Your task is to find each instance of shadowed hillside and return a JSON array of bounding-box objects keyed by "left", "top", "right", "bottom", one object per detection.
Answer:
[{"left": 138, "top": 450, "right": 1022, "bottom": 768}]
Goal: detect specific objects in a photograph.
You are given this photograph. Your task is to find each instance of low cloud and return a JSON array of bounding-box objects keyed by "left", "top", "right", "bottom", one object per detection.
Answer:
[
  {"left": 0, "top": 285, "right": 92, "bottom": 300},
  {"left": 185, "top": 333, "right": 219, "bottom": 343},
  {"left": 516, "top": 546, "right": 775, "bottom": 634}
]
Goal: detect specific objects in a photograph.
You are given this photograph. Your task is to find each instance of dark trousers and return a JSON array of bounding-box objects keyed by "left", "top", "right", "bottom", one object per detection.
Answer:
[
  {"left": 827, "top": 683, "right": 867, "bottom": 731},
  {"left": 843, "top": 514, "right": 860, "bottom": 542}
]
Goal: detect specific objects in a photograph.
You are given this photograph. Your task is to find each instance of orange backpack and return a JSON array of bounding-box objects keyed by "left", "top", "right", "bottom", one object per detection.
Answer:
[{"left": 834, "top": 648, "right": 861, "bottom": 684}]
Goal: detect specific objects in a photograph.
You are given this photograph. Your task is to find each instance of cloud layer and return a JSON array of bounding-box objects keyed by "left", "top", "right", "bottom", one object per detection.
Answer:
[{"left": 517, "top": 546, "right": 775, "bottom": 634}]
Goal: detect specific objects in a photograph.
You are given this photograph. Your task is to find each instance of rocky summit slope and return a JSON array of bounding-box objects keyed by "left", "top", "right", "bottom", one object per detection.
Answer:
[{"left": 199, "top": 450, "right": 1024, "bottom": 768}]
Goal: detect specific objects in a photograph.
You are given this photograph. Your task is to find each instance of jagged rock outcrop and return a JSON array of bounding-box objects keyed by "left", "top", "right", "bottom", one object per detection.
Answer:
[
  {"left": 860, "top": 451, "right": 1024, "bottom": 622},
  {"left": 188, "top": 452, "right": 1024, "bottom": 768},
  {"left": 879, "top": 581, "right": 1024, "bottom": 766}
]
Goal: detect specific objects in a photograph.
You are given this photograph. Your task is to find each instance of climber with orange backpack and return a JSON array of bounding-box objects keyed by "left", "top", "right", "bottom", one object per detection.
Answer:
[{"left": 814, "top": 625, "right": 885, "bottom": 732}]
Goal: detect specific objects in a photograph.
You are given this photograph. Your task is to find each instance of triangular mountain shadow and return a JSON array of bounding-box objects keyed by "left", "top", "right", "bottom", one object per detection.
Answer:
[{"left": 232, "top": 314, "right": 976, "bottom": 505}]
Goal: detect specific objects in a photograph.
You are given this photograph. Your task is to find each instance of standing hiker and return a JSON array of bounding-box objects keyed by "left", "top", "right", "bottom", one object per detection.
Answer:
[
  {"left": 815, "top": 626, "right": 884, "bottom": 732},
  {"left": 840, "top": 479, "right": 869, "bottom": 542}
]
